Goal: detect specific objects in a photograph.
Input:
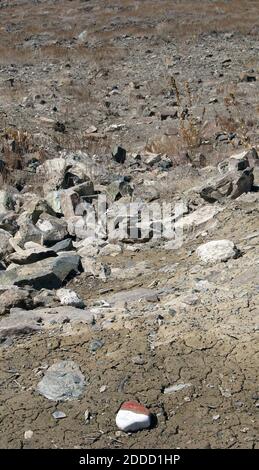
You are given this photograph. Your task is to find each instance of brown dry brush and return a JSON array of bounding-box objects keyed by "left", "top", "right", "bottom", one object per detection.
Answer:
[
  {"left": 171, "top": 77, "right": 205, "bottom": 152},
  {"left": 146, "top": 77, "right": 205, "bottom": 161},
  {"left": 215, "top": 92, "right": 253, "bottom": 149}
]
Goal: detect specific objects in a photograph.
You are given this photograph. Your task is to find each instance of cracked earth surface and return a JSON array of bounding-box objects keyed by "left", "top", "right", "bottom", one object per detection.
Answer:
[{"left": 1, "top": 196, "right": 258, "bottom": 449}]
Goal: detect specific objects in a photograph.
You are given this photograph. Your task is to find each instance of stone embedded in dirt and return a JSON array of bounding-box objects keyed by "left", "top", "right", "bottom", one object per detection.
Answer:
[
  {"left": 24, "top": 430, "right": 33, "bottom": 440},
  {"left": 116, "top": 401, "right": 152, "bottom": 432},
  {"left": 78, "top": 30, "right": 88, "bottom": 43},
  {"left": 174, "top": 205, "right": 221, "bottom": 231},
  {"left": 81, "top": 258, "right": 111, "bottom": 280},
  {"left": 56, "top": 288, "right": 85, "bottom": 308},
  {"left": 33, "top": 288, "right": 58, "bottom": 308},
  {"left": 164, "top": 383, "right": 192, "bottom": 394},
  {"left": 0, "top": 306, "right": 94, "bottom": 339},
  {"left": 52, "top": 410, "right": 67, "bottom": 419},
  {"left": 112, "top": 145, "right": 126, "bottom": 164},
  {"left": 99, "top": 243, "right": 123, "bottom": 257},
  {"left": 89, "top": 339, "right": 104, "bottom": 353},
  {"left": 159, "top": 107, "right": 178, "bottom": 121},
  {"left": 37, "top": 361, "right": 87, "bottom": 401},
  {"left": 0, "top": 253, "right": 80, "bottom": 289},
  {"left": 196, "top": 239, "right": 238, "bottom": 263}
]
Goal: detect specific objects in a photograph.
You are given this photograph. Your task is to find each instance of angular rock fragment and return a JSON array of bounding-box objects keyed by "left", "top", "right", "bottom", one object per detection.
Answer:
[
  {"left": 0, "top": 253, "right": 80, "bottom": 289},
  {"left": 200, "top": 167, "right": 254, "bottom": 202},
  {"left": 37, "top": 361, "right": 87, "bottom": 401},
  {"left": 56, "top": 288, "right": 85, "bottom": 308},
  {"left": 112, "top": 146, "right": 126, "bottom": 164},
  {"left": 196, "top": 239, "right": 239, "bottom": 263}
]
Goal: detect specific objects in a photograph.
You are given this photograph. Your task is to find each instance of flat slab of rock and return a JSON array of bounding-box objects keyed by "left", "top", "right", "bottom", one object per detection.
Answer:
[
  {"left": 7, "top": 247, "right": 56, "bottom": 265},
  {"left": 37, "top": 361, "right": 87, "bottom": 401},
  {"left": 199, "top": 167, "right": 254, "bottom": 202},
  {"left": 0, "top": 306, "right": 94, "bottom": 338},
  {"left": 0, "top": 254, "right": 80, "bottom": 289},
  {"left": 196, "top": 239, "right": 238, "bottom": 263}
]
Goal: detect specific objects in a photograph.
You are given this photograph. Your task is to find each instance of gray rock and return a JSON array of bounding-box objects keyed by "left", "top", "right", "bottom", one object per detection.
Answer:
[
  {"left": 196, "top": 239, "right": 239, "bottom": 263},
  {"left": 0, "top": 229, "right": 12, "bottom": 260},
  {"left": 89, "top": 339, "right": 104, "bottom": 353},
  {"left": 0, "top": 190, "right": 14, "bottom": 214},
  {"left": 0, "top": 305, "right": 94, "bottom": 338},
  {"left": 51, "top": 238, "right": 73, "bottom": 253},
  {"left": 0, "top": 253, "right": 80, "bottom": 289},
  {"left": 52, "top": 411, "right": 67, "bottom": 419},
  {"left": 7, "top": 246, "right": 56, "bottom": 265},
  {"left": 56, "top": 288, "right": 85, "bottom": 308},
  {"left": 106, "top": 178, "right": 133, "bottom": 202},
  {"left": 218, "top": 150, "right": 250, "bottom": 174},
  {"left": 200, "top": 167, "right": 254, "bottom": 202},
  {"left": 81, "top": 258, "right": 111, "bottom": 280},
  {"left": 37, "top": 361, "right": 87, "bottom": 401},
  {"left": 35, "top": 213, "right": 68, "bottom": 246},
  {"left": 0, "top": 287, "right": 33, "bottom": 315},
  {"left": 164, "top": 383, "right": 192, "bottom": 394}
]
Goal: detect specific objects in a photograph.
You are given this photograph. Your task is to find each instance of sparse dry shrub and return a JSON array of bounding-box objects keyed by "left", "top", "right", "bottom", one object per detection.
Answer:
[
  {"left": 215, "top": 91, "right": 255, "bottom": 148},
  {"left": 146, "top": 76, "right": 205, "bottom": 161}
]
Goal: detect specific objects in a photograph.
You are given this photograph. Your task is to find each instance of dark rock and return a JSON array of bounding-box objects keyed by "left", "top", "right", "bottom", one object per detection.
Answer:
[
  {"left": 112, "top": 146, "right": 126, "bottom": 164},
  {"left": 0, "top": 253, "right": 80, "bottom": 289}
]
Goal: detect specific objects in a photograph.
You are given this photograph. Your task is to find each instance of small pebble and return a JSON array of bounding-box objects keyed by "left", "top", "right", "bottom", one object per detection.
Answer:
[
  {"left": 24, "top": 430, "right": 33, "bottom": 440},
  {"left": 52, "top": 411, "right": 66, "bottom": 419},
  {"left": 116, "top": 401, "right": 152, "bottom": 432},
  {"left": 212, "top": 414, "right": 220, "bottom": 421}
]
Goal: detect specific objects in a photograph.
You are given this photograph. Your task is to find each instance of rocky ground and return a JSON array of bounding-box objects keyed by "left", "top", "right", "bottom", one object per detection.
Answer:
[{"left": 0, "top": 0, "right": 259, "bottom": 449}]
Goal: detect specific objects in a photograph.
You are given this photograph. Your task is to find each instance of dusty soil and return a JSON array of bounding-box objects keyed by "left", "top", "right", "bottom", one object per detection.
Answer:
[
  {"left": 1, "top": 194, "right": 258, "bottom": 449},
  {"left": 0, "top": 0, "right": 259, "bottom": 449}
]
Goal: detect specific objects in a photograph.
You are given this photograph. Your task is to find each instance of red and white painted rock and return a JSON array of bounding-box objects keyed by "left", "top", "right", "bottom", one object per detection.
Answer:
[{"left": 116, "top": 401, "right": 152, "bottom": 432}]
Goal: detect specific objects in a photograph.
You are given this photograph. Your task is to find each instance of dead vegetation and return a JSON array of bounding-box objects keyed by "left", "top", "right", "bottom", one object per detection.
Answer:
[{"left": 145, "top": 76, "right": 205, "bottom": 163}]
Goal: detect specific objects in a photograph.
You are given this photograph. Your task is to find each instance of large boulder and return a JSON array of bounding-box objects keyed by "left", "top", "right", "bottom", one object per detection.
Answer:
[
  {"left": 38, "top": 157, "right": 94, "bottom": 196},
  {"left": 196, "top": 239, "right": 239, "bottom": 263},
  {"left": 7, "top": 244, "right": 56, "bottom": 265},
  {"left": 35, "top": 213, "right": 68, "bottom": 246},
  {"left": 200, "top": 167, "right": 254, "bottom": 202},
  {"left": 0, "top": 253, "right": 80, "bottom": 289}
]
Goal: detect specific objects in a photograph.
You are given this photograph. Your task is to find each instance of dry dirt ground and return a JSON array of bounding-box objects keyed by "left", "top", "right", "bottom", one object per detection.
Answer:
[{"left": 0, "top": 0, "right": 259, "bottom": 449}]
